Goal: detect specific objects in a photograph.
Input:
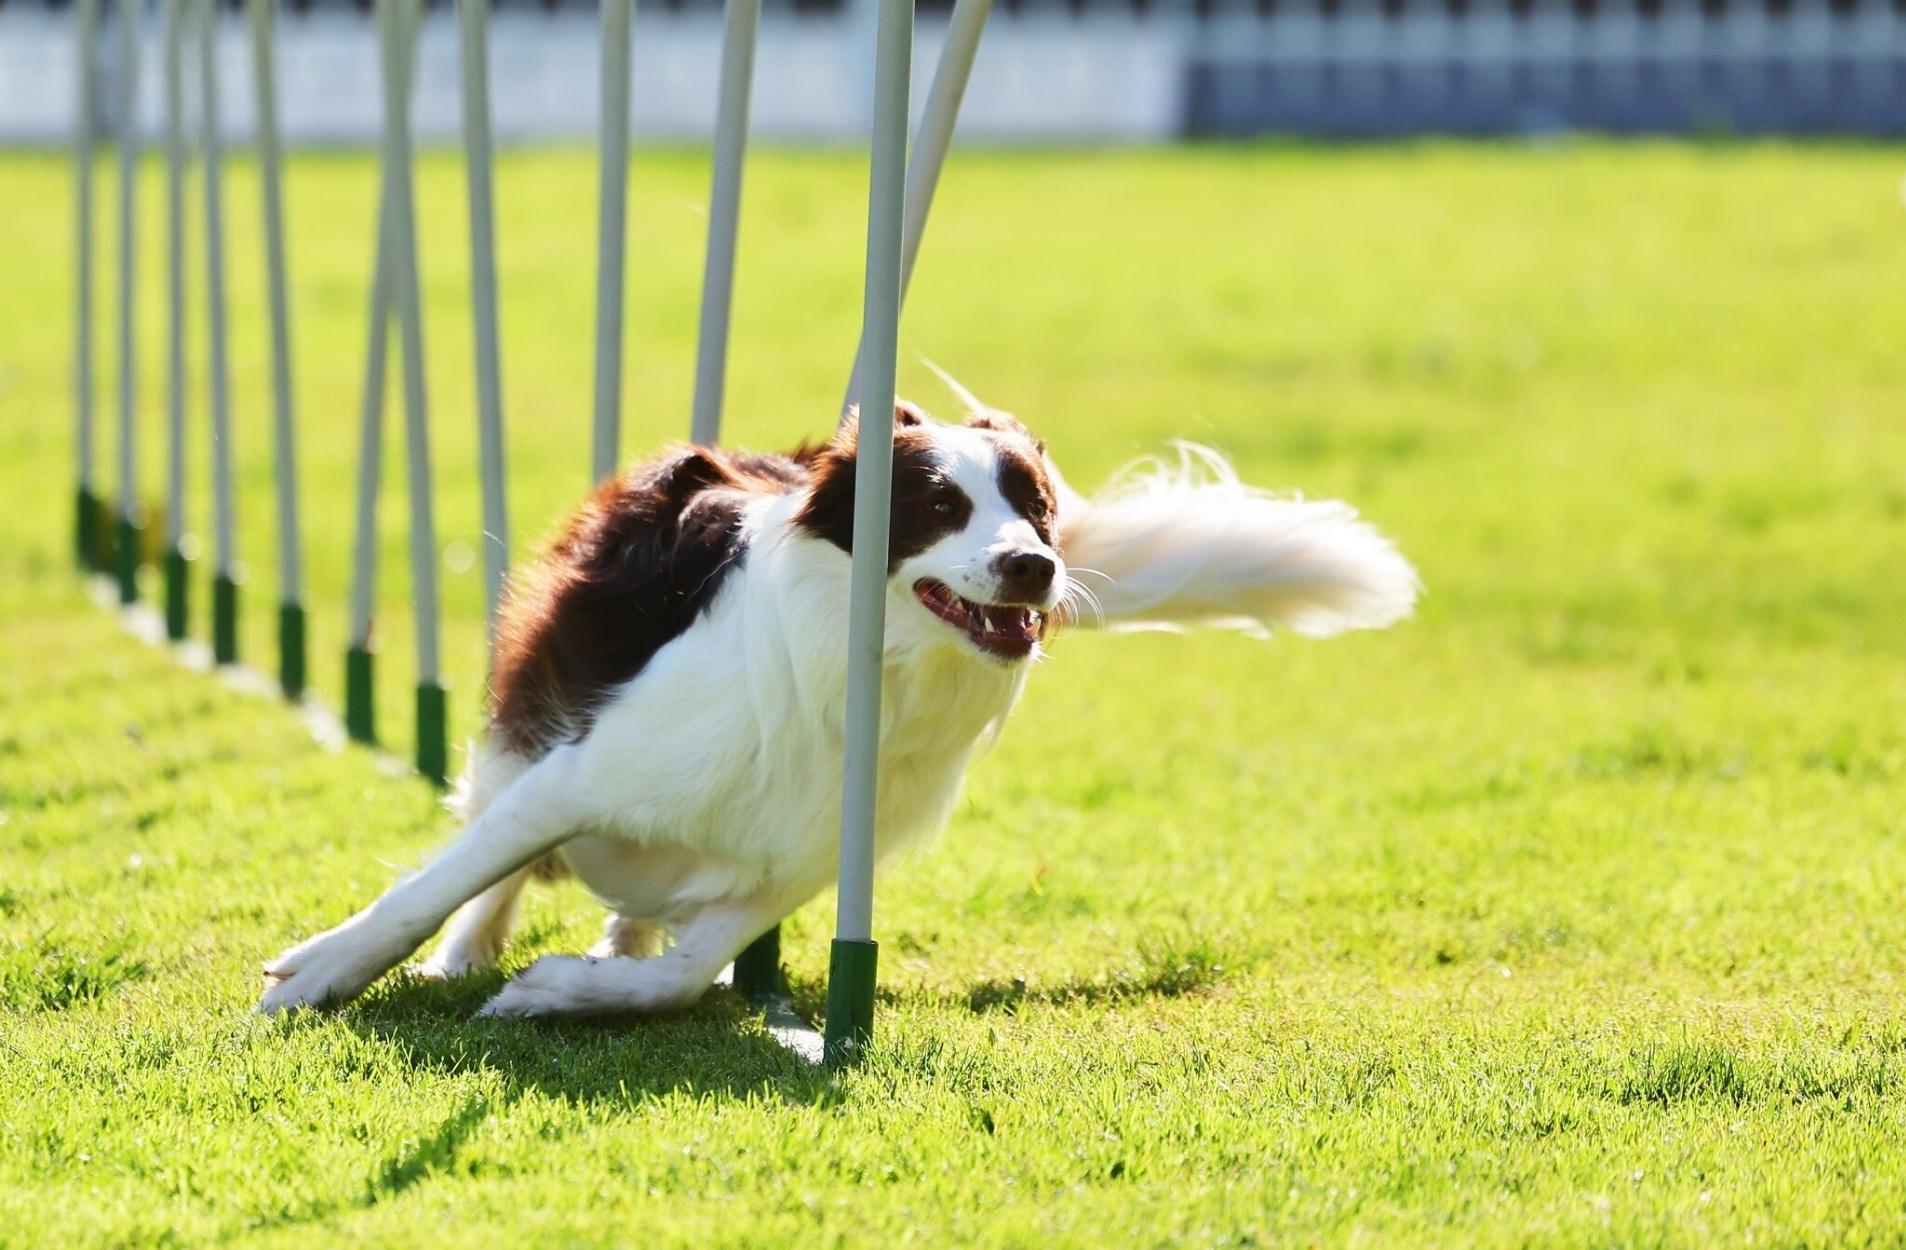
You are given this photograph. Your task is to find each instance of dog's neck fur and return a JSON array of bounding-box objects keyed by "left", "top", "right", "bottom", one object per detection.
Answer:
[
  {"left": 712, "top": 492, "right": 1029, "bottom": 884},
  {"left": 751, "top": 488, "right": 1029, "bottom": 750}
]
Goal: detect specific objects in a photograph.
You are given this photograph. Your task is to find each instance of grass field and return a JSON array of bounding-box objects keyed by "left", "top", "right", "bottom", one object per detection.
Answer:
[{"left": 4, "top": 141, "right": 1906, "bottom": 1246}]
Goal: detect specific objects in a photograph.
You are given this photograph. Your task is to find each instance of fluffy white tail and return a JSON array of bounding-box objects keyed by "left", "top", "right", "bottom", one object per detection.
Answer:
[{"left": 1054, "top": 443, "right": 1421, "bottom": 638}]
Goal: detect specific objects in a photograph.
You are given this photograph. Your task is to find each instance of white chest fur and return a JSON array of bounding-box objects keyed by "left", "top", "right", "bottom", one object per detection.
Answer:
[{"left": 548, "top": 505, "right": 1028, "bottom": 922}]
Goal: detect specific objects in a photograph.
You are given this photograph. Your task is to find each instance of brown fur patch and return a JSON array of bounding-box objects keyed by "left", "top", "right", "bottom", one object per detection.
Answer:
[
  {"left": 793, "top": 407, "right": 974, "bottom": 568},
  {"left": 991, "top": 439, "right": 1058, "bottom": 546},
  {"left": 488, "top": 447, "right": 795, "bottom": 756}
]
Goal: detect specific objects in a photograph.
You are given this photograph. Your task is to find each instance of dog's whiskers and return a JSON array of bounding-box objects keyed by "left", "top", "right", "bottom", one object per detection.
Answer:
[{"left": 1054, "top": 573, "right": 1106, "bottom": 629}]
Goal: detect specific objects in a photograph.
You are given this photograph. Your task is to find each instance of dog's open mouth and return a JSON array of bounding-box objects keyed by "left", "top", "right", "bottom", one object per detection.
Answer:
[{"left": 913, "top": 579, "right": 1041, "bottom": 660}]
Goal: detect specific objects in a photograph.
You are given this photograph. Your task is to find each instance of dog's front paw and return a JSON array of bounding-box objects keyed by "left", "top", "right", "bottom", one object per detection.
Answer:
[
  {"left": 476, "top": 955, "right": 595, "bottom": 1019},
  {"left": 258, "top": 913, "right": 410, "bottom": 1015}
]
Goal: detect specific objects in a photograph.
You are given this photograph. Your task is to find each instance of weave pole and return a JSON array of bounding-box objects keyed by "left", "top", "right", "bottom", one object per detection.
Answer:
[
  {"left": 458, "top": 0, "right": 509, "bottom": 634},
  {"left": 75, "top": 0, "right": 101, "bottom": 571},
  {"left": 197, "top": 0, "right": 237, "bottom": 664},
  {"left": 687, "top": 0, "right": 760, "bottom": 447},
  {"left": 823, "top": 0, "right": 913, "bottom": 1065},
  {"left": 377, "top": 0, "right": 447, "bottom": 786},
  {"left": 345, "top": 0, "right": 416, "bottom": 745},
  {"left": 162, "top": 0, "right": 189, "bottom": 641},
  {"left": 345, "top": 177, "right": 390, "bottom": 743},
  {"left": 591, "top": 0, "right": 634, "bottom": 483},
  {"left": 684, "top": 0, "right": 784, "bottom": 1006},
  {"left": 843, "top": 0, "right": 991, "bottom": 409},
  {"left": 115, "top": 0, "right": 143, "bottom": 605},
  {"left": 250, "top": 0, "right": 305, "bottom": 698}
]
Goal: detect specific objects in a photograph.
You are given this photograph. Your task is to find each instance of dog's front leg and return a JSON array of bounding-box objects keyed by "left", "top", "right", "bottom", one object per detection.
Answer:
[{"left": 258, "top": 745, "right": 587, "bottom": 1014}]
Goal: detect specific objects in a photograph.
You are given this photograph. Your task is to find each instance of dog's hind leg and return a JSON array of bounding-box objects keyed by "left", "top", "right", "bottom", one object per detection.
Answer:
[
  {"left": 588, "top": 912, "right": 666, "bottom": 961},
  {"left": 418, "top": 746, "right": 573, "bottom": 978},
  {"left": 417, "top": 851, "right": 576, "bottom": 978},
  {"left": 259, "top": 744, "right": 589, "bottom": 1014},
  {"left": 416, "top": 866, "right": 533, "bottom": 979},
  {"left": 478, "top": 891, "right": 791, "bottom": 1019}
]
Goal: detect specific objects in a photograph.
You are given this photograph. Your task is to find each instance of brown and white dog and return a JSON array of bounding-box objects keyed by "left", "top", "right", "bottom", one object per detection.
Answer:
[{"left": 259, "top": 400, "right": 1419, "bottom": 1018}]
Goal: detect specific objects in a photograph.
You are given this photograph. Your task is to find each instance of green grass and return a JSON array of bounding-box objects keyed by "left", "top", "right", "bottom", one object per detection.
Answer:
[{"left": 4, "top": 141, "right": 1906, "bottom": 1246}]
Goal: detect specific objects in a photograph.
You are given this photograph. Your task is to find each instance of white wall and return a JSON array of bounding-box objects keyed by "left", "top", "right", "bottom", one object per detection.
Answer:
[{"left": 0, "top": 7, "right": 1190, "bottom": 147}]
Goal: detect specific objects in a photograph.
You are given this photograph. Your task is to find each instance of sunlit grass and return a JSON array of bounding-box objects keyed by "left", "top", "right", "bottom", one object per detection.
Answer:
[{"left": 2, "top": 141, "right": 1906, "bottom": 1246}]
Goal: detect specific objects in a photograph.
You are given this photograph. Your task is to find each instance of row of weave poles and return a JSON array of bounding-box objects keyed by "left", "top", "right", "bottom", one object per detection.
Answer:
[{"left": 73, "top": 0, "right": 995, "bottom": 1059}]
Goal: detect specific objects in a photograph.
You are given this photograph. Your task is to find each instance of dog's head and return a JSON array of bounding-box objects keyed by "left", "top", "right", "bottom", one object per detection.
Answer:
[{"left": 795, "top": 402, "right": 1067, "bottom": 663}]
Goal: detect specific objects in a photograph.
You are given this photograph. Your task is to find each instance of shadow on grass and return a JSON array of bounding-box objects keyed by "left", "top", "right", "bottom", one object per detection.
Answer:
[
  {"left": 949, "top": 968, "right": 1226, "bottom": 1015},
  {"left": 241, "top": 973, "right": 835, "bottom": 1238},
  {"left": 935, "top": 929, "right": 1234, "bottom": 1015},
  {"left": 336, "top": 969, "right": 835, "bottom": 1109},
  {"left": 876, "top": 952, "right": 1232, "bottom": 1016}
]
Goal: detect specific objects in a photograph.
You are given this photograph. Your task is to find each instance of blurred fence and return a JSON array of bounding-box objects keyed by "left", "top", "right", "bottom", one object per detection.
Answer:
[{"left": 5, "top": 0, "right": 1906, "bottom": 144}]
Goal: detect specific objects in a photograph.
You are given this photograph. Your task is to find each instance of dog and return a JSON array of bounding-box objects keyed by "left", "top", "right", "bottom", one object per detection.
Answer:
[{"left": 258, "top": 399, "right": 1419, "bottom": 1018}]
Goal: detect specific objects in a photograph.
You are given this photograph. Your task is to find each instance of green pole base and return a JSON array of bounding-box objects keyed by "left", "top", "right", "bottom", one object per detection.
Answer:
[
  {"left": 163, "top": 546, "right": 189, "bottom": 641},
  {"left": 114, "top": 514, "right": 142, "bottom": 605},
  {"left": 212, "top": 573, "right": 240, "bottom": 666},
  {"left": 823, "top": 938, "right": 878, "bottom": 1066},
  {"left": 416, "top": 681, "right": 448, "bottom": 787},
  {"left": 77, "top": 486, "right": 104, "bottom": 572},
  {"left": 733, "top": 926, "right": 784, "bottom": 1003},
  {"left": 345, "top": 645, "right": 376, "bottom": 745},
  {"left": 93, "top": 495, "right": 116, "bottom": 573},
  {"left": 278, "top": 602, "right": 307, "bottom": 701}
]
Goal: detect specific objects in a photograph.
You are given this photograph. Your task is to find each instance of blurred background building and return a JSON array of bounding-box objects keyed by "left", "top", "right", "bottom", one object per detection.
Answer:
[{"left": 3, "top": 0, "right": 1904, "bottom": 145}]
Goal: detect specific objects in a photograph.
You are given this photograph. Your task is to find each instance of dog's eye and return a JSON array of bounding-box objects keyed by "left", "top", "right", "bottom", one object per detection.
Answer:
[
  {"left": 932, "top": 497, "right": 959, "bottom": 517},
  {"left": 1026, "top": 497, "right": 1050, "bottom": 521}
]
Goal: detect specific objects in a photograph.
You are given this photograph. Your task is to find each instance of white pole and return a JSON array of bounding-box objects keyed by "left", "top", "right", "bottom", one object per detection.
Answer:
[
  {"left": 688, "top": 0, "right": 760, "bottom": 447},
  {"left": 843, "top": 0, "right": 992, "bottom": 410},
  {"left": 348, "top": 184, "right": 390, "bottom": 652},
  {"left": 824, "top": 0, "right": 912, "bottom": 1062},
  {"left": 348, "top": 0, "right": 415, "bottom": 653},
  {"left": 162, "top": 0, "right": 186, "bottom": 554},
  {"left": 377, "top": 0, "right": 438, "bottom": 690},
  {"left": 250, "top": 0, "right": 306, "bottom": 695},
  {"left": 197, "top": 0, "right": 237, "bottom": 663},
  {"left": 897, "top": 0, "right": 991, "bottom": 299},
  {"left": 459, "top": 0, "right": 509, "bottom": 634},
  {"left": 591, "top": 0, "right": 634, "bottom": 483},
  {"left": 197, "top": 0, "right": 232, "bottom": 584},
  {"left": 161, "top": 0, "right": 191, "bottom": 639},
  {"left": 346, "top": 0, "right": 416, "bottom": 743},
  {"left": 380, "top": 0, "right": 447, "bottom": 781},
  {"left": 75, "top": 0, "right": 100, "bottom": 564},
  {"left": 115, "top": 0, "right": 143, "bottom": 603}
]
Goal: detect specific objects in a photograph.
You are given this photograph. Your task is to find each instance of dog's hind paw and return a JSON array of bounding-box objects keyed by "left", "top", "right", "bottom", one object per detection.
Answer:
[{"left": 476, "top": 955, "right": 597, "bottom": 1019}]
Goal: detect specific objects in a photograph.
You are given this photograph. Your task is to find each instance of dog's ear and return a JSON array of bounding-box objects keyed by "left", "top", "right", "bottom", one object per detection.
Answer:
[
  {"left": 963, "top": 409, "right": 1026, "bottom": 437},
  {"left": 963, "top": 409, "right": 1045, "bottom": 456},
  {"left": 836, "top": 399, "right": 928, "bottom": 448},
  {"left": 797, "top": 402, "right": 938, "bottom": 557}
]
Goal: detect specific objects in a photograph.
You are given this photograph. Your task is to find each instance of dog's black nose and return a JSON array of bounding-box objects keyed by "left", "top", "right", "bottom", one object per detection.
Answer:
[{"left": 996, "top": 550, "right": 1056, "bottom": 601}]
